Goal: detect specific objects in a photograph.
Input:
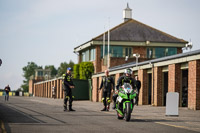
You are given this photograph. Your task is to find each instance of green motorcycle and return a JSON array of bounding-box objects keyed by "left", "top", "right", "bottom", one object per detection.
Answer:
[{"left": 115, "top": 83, "right": 137, "bottom": 121}]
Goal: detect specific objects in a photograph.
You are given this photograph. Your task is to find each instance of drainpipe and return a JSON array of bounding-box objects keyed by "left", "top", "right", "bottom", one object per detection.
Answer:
[{"left": 152, "top": 63, "right": 154, "bottom": 106}]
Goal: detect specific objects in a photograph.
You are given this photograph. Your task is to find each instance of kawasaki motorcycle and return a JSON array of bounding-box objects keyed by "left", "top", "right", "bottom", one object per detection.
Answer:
[{"left": 115, "top": 83, "right": 137, "bottom": 121}]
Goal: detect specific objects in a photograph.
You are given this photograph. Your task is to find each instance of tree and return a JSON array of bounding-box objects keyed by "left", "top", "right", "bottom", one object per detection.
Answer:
[
  {"left": 57, "top": 60, "right": 75, "bottom": 76},
  {"left": 79, "top": 62, "right": 94, "bottom": 79},
  {"left": 21, "top": 62, "right": 42, "bottom": 92},
  {"left": 45, "top": 65, "right": 58, "bottom": 77}
]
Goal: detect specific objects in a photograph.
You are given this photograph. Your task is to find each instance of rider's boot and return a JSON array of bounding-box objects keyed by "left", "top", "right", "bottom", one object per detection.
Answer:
[
  {"left": 69, "top": 105, "right": 76, "bottom": 111},
  {"left": 107, "top": 105, "right": 110, "bottom": 111},
  {"left": 101, "top": 106, "right": 106, "bottom": 111},
  {"left": 63, "top": 104, "right": 68, "bottom": 111},
  {"left": 112, "top": 102, "right": 116, "bottom": 109}
]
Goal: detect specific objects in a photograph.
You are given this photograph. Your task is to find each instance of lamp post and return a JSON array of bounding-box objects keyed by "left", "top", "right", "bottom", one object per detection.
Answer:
[{"left": 133, "top": 53, "right": 140, "bottom": 69}]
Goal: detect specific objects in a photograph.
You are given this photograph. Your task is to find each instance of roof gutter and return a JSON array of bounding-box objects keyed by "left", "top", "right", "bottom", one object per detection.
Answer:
[{"left": 74, "top": 41, "right": 93, "bottom": 52}]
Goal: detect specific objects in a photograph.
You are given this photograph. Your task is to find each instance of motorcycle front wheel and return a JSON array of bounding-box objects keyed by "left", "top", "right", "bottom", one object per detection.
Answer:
[{"left": 124, "top": 102, "right": 131, "bottom": 121}]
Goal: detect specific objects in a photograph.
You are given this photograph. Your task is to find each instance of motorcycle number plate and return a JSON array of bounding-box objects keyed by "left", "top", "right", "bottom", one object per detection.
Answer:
[{"left": 117, "top": 96, "right": 123, "bottom": 103}]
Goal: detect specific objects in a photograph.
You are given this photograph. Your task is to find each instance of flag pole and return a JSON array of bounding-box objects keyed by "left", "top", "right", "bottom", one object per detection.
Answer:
[{"left": 107, "top": 17, "right": 110, "bottom": 68}]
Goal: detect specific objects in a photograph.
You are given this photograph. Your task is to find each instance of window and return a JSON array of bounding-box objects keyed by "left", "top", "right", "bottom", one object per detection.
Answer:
[
  {"left": 85, "top": 50, "right": 89, "bottom": 61},
  {"left": 101, "top": 46, "right": 132, "bottom": 58},
  {"left": 81, "top": 48, "right": 96, "bottom": 62},
  {"left": 38, "top": 71, "right": 43, "bottom": 76},
  {"left": 147, "top": 48, "right": 153, "bottom": 58},
  {"left": 90, "top": 48, "right": 96, "bottom": 61},
  {"left": 125, "top": 47, "right": 132, "bottom": 57},
  {"left": 81, "top": 52, "right": 85, "bottom": 62},
  {"left": 147, "top": 47, "right": 177, "bottom": 59},
  {"left": 166, "top": 48, "right": 177, "bottom": 56}
]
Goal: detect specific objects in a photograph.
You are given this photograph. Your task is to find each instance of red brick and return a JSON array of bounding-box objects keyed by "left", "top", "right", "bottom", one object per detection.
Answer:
[{"left": 188, "top": 60, "right": 200, "bottom": 110}]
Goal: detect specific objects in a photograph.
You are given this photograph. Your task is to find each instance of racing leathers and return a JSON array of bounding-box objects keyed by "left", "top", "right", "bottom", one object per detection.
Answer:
[
  {"left": 112, "top": 75, "right": 136, "bottom": 108},
  {"left": 99, "top": 76, "right": 115, "bottom": 111},
  {"left": 62, "top": 73, "right": 75, "bottom": 111}
]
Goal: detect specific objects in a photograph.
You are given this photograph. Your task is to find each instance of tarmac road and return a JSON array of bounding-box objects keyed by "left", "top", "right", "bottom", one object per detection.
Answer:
[{"left": 0, "top": 96, "right": 200, "bottom": 133}]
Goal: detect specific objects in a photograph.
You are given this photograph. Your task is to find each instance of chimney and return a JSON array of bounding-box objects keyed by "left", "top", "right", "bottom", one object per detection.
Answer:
[{"left": 123, "top": 3, "right": 132, "bottom": 22}]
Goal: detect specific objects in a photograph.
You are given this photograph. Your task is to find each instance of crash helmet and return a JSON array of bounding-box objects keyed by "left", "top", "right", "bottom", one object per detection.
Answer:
[{"left": 124, "top": 68, "right": 132, "bottom": 76}]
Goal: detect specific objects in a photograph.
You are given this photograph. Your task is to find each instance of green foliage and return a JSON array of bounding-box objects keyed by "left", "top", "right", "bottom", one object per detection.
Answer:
[
  {"left": 45, "top": 65, "right": 58, "bottom": 77},
  {"left": 79, "top": 62, "right": 94, "bottom": 79},
  {"left": 22, "top": 62, "right": 41, "bottom": 81},
  {"left": 73, "top": 64, "right": 80, "bottom": 79},
  {"left": 57, "top": 60, "right": 75, "bottom": 76},
  {"left": 20, "top": 84, "right": 28, "bottom": 92},
  {"left": 21, "top": 62, "right": 42, "bottom": 92}
]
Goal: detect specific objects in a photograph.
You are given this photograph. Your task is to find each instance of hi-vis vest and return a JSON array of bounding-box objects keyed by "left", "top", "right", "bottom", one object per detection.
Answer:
[
  {"left": 62, "top": 73, "right": 72, "bottom": 84},
  {"left": 122, "top": 77, "right": 132, "bottom": 85}
]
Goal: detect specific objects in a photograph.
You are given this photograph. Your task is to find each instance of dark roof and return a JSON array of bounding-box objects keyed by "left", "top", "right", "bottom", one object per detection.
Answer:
[{"left": 93, "top": 19, "right": 187, "bottom": 43}]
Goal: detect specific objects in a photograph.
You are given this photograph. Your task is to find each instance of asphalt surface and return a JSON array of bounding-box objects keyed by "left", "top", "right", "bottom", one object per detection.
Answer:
[{"left": 0, "top": 96, "right": 200, "bottom": 133}]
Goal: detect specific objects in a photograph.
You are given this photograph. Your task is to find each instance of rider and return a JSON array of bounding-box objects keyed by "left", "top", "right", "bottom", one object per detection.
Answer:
[
  {"left": 99, "top": 70, "right": 115, "bottom": 111},
  {"left": 62, "top": 67, "right": 75, "bottom": 111},
  {"left": 112, "top": 68, "right": 136, "bottom": 109}
]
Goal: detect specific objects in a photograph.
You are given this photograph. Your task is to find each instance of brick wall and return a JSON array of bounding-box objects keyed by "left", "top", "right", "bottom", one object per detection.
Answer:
[
  {"left": 168, "top": 64, "right": 181, "bottom": 93},
  {"left": 29, "top": 80, "right": 34, "bottom": 94},
  {"left": 133, "top": 46, "right": 147, "bottom": 58},
  {"left": 168, "top": 64, "right": 181, "bottom": 106},
  {"left": 95, "top": 46, "right": 101, "bottom": 73},
  {"left": 188, "top": 60, "right": 200, "bottom": 110},
  {"left": 153, "top": 67, "right": 163, "bottom": 106},
  {"left": 138, "top": 69, "right": 148, "bottom": 105},
  {"left": 98, "top": 77, "right": 102, "bottom": 102},
  {"left": 92, "top": 77, "right": 98, "bottom": 102}
]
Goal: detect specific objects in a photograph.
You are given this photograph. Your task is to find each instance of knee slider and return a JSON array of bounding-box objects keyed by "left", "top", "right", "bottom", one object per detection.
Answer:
[
  {"left": 106, "top": 97, "right": 111, "bottom": 104},
  {"left": 101, "top": 98, "right": 105, "bottom": 102}
]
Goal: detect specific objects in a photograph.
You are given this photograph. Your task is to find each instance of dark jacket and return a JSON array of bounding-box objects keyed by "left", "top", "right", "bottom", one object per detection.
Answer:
[
  {"left": 99, "top": 76, "right": 115, "bottom": 92},
  {"left": 62, "top": 73, "right": 74, "bottom": 89},
  {"left": 136, "top": 80, "right": 141, "bottom": 91},
  {"left": 116, "top": 75, "right": 136, "bottom": 90},
  {"left": 4, "top": 86, "right": 10, "bottom": 94}
]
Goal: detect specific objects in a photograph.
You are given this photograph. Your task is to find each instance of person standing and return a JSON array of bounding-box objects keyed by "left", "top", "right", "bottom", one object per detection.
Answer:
[
  {"left": 62, "top": 67, "right": 75, "bottom": 111},
  {"left": 52, "top": 85, "right": 56, "bottom": 99},
  {"left": 99, "top": 70, "right": 115, "bottom": 111},
  {"left": 135, "top": 76, "right": 141, "bottom": 105},
  {"left": 4, "top": 85, "right": 11, "bottom": 101}
]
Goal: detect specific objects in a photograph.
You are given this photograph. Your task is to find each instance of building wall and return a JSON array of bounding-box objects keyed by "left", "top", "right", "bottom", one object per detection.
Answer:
[
  {"left": 79, "top": 45, "right": 182, "bottom": 73},
  {"left": 188, "top": 60, "right": 200, "bottom": 110},
  {"left": 29, "top": 80, "right": 34, "bottom": 94},
  {"left": 138, "top": 69, "right": 148, "bottom": 105},
  {"left": 168, "top": 64, "right": 181, "bottom": 93},
  {"left": 153, "top": 67, "right": 163, "bottom": 106},
  {"left": 95, "top": 46, "right": 101, "bottom": 73},
  {"left": 91, "top": 56, "right": 200, "bottom": 110},
  {"left": 133, "top": 46, "right": 147, "bottom": 58}
]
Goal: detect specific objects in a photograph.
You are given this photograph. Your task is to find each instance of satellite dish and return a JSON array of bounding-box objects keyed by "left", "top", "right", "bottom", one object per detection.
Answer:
[{"left": 185, "top": 39, "right": 193, "bottom": 50}]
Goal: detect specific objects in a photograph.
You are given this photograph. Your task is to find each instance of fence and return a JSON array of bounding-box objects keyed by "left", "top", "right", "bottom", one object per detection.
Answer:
[{"left": 33, "top": 78, "right": 90, "bottom": 100}]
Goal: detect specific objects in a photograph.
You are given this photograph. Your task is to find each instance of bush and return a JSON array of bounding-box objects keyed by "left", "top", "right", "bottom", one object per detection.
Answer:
[
  {"left": 73, "top": 64, "right": 80, "bottom": 79},
  {"left": 79, "top": 62, "right": 94, "bottom": 79}
]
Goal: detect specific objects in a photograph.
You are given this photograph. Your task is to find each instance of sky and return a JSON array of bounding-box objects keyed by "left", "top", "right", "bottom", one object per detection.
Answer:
[{"left": 0, "top": 0, "right": 200, "bottom": 90}]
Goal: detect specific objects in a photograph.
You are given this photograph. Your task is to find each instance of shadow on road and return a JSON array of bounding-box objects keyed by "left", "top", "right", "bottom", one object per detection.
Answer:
[
  {"left": 129, "top": 118, "right": 179, "bottom": 123},
  {"left": 0, "top": 103, "right": 42, "bottom": 132}
]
